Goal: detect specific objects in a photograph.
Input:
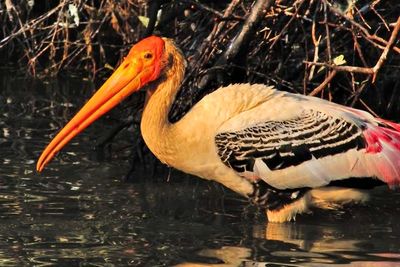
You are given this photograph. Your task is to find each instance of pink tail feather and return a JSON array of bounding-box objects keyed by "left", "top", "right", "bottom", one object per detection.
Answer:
[{"left": 363, "top": 118, "right": 400, "bottom": 188}]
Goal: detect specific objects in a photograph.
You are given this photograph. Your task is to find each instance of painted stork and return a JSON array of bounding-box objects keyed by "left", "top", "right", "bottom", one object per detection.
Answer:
[{"left": 37, "top": 36, "right": 400, "bottom": 222}]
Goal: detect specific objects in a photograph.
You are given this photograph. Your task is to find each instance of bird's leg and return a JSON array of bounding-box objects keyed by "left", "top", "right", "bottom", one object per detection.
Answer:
[
  {"left": 266, "top": 196, "right": 312, "bottom": 223},
  {"left": 264, "top": 186, "right": 371, "bottom": 222},
  {"left": 248, "top": 181, "right": 310, "bottom": 222}
]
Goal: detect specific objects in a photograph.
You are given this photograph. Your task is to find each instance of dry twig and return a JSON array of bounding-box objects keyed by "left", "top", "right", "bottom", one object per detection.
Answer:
[{"left": 305, "top": 16, "right": 400, "bottom": 83}]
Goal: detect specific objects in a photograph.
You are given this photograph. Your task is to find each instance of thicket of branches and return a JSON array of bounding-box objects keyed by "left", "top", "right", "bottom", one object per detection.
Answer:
[{"left": 1, "top": 0, "right": 399, "bottom": 117}]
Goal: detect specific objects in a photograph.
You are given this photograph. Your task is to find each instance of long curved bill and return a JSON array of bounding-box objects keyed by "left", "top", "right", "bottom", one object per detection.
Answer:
[{"left": 36, "top": 58, "right": 146, "bottom": 172}]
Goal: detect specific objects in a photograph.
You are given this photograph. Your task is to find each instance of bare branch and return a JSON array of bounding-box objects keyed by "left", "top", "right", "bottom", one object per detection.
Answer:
[{"left": 304, "top": 15, "right": 400, "bottom": 82}]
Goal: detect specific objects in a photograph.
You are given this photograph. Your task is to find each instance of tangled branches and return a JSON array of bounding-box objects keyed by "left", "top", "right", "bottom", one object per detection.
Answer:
[
  {"left": 169, "top": 0, "right": 400, "bottom": 120},
  {"left": 1, "top": 0, "right": 146, "bottom": 76},
  {"left": 1, "top": 0, "right": 399, "bottom": 118}
]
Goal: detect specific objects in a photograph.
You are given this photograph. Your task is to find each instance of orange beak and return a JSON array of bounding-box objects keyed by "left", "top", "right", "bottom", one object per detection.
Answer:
[{"left": 36, "top": 36, "right": 165, "bottom": 172}]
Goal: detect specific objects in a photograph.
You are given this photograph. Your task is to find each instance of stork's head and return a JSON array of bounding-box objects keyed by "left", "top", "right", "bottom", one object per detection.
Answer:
[{"left": 36, "top": 36, "right": 172, "bottom": 172}]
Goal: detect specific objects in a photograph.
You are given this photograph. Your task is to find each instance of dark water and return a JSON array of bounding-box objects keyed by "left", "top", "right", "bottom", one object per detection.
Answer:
[{"left": 1, "top": 71, "right": 400, "bottom": 266}]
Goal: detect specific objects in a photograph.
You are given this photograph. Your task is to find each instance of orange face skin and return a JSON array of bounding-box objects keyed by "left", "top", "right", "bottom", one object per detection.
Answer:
[{"left": 37, "top": 36, "right": 165, "bottom": 172}]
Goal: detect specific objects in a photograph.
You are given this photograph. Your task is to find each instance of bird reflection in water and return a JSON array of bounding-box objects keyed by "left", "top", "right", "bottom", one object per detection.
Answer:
[{"left": 177, "top": 221, "right": 400, "bottom": 266}]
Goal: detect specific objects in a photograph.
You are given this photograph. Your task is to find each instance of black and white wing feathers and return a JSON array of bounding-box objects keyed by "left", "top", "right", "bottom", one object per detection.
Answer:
[{"left": 214, "top": 95, "right": 374, "bottom": 190}]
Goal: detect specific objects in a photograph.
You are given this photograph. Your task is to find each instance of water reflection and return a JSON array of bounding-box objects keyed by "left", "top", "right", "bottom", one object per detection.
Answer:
[
  {"left": 181, "top": 219, "right": 400, "bottom": 266},
  {"left": 1, "top": 71, "right": 400, "bottom": 266}
]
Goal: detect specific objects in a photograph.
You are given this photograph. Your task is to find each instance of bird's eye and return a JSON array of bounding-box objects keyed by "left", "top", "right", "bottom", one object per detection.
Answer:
[{"left": 144, "top": 52, "right": 153, "bottom": 59}]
